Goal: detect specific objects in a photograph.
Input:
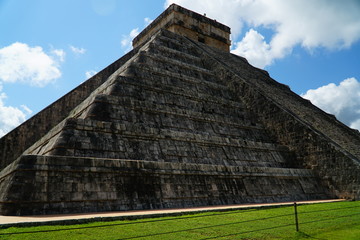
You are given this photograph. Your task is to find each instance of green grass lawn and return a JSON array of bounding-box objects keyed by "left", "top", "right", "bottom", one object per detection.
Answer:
[{"left": 0, "top": 201, "right": 359, "bottom": 240}]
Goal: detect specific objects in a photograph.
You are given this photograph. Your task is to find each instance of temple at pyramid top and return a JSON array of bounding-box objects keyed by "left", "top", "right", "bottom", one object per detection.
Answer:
[{"left": 133, "top": 4, "right": 231, "bottom": 52}]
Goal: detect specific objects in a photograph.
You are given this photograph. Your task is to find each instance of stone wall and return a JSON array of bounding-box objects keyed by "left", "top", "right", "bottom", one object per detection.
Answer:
[
  {"left": 27, "top": 117, "right": 291, "bottom": 168},
  {"left": 199, "top": 40, "right": 360, "bottom": 161},
  {"left": 0, "top": 155, "right": 329, "bottom": 215},
  {"left": 239, "top": 82, "right": 360, "bottom": 199},
  {"left": 193, "top": 40, "right": 360, "bottom": 199}
]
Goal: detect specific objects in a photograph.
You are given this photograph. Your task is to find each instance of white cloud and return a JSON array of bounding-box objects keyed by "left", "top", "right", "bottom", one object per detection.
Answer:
[
  {"left": 0, "top": 42, "right": 62, "bottom": 136},
  {"left": 91, "top": 0, "right": 116, "bottom": 16},
  {"left": 51, "top": 49, "right": 66, "bottom": 62},
  {"left": 0, "top": 92, "right": 31, "bottom": 137},
  {"left": 144, "top": 17, "right": 153, "bottom": 26},
  {"left": 165, "top": 0, "right": 360, "bottom": 68},
  {"left": 120, "top": 17, "right": 153, "bottom": 53},
  {"left": 70, "top": 45, "right": 86, "bottom": 55},
  {"left": 302, "top": 77, "right": 360, "bottom": 130},
  {"left": 232, "top": 29, "right": 273, "bottom": 69},
  {"left": 0, "top": 42, "right": 63, "bottom": 87},
  {"left": 350, "top": 119, "right": 360, "bottom": 131},
  {"left": 21, "top": 104, "right": 33, "bottom": 115},
  {"left": 85, "top": 70, "right": 98, "bottom": 79},
  {"left": 121, "top": 28, "right": 140, "bottom": 52}
]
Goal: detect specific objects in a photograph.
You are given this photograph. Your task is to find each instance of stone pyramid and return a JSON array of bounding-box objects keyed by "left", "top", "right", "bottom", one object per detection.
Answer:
[{"left": 0, "top": 4, "right": 359, "bottom": 215}]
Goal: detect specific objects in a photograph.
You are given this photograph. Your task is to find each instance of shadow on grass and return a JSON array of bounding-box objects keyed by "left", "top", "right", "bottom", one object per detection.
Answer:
[{"left": 295, "top": 231, "right": 325, "bottom": 240}]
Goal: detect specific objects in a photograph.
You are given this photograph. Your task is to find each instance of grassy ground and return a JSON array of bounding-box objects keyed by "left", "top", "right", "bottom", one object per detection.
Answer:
[{"left": 0, "top": 201, "right": 359, "bottom": 239}]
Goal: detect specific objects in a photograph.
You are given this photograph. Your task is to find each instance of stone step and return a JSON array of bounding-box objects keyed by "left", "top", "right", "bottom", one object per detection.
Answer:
[
  {"left": 151, "top": 32, "right": 202, "bottom": 58},
  {"left": 0, "top": 154, "right": 330, "bottom": 215},
  {"left": 146, "top": 42, "right": 205, "bottom": 69},
  {"left": 35, "top": 118, "right": 292, "bottom": 168},
  {"left": 108, "top": 75, "right": 243, "bottom": 110},
  {"left": 119, "top": 62, "right": 230, "bottom": 97},
  {"left": 83, "top": 94, "right": 268, "bottom": 141},
  {"left": 84, "top": 92, "right": 259, "bottom": 132},
  {"left": 130, "top": 50, "right": 216, "bottom": 82},
  {"left": 138, "top": 49, "right": 211, "bottom": 75},
  {"left": 119, "top": 67, "right": 246, "bottom": 113},
  {"left": 3, "top": 155, "right": 314, "bottom": 179}
]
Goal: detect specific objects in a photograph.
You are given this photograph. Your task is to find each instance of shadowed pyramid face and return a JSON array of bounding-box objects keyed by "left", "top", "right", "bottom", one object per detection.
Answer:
[{"left": 0, "top": 4, "right": 359, "bottom": 216}]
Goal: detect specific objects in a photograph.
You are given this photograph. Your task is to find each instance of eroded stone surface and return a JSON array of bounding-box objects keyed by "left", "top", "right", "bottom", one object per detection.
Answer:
[{"left": 0, "top": 155, "right": 328, "bottom": 215}]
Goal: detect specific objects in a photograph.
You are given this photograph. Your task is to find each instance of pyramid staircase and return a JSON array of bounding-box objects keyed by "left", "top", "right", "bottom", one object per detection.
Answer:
[{"left": 0, "top": 30, "right": 334, "bottom": 215}]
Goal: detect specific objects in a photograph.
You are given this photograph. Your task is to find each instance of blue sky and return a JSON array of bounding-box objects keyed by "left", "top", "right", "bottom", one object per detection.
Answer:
[{"left": 0, "top": 0, "right": 360, "bottom": 136}]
